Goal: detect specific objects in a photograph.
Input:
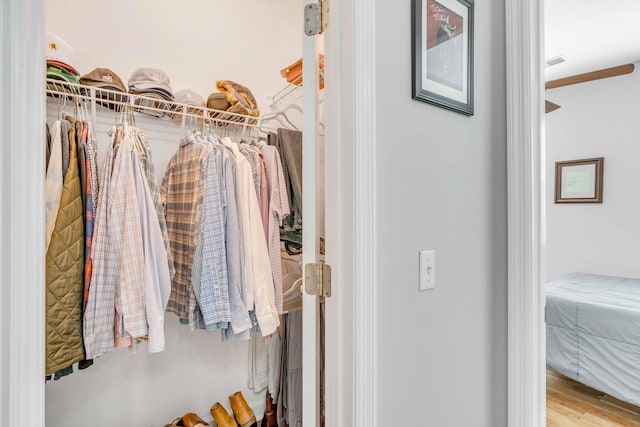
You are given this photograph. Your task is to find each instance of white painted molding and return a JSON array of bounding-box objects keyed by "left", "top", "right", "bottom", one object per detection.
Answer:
[
  {"left": 353, "top": 0, "right": 378, "bottom": 426},
  {"left": 0, "top": 0, "right": 46, "bottom": 426},
  {"left": 505, "top": 1, "right": 546, "bottom": 426},
  {"left": 323, "top": 0, "right": 354, "bottom": 425}
]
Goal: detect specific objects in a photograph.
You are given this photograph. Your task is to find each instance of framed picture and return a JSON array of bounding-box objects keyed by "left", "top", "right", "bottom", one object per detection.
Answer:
[
  {"left": 412, "top": 0, "right": 474, "bottom": 115},
  {"left": 555, "top": 157, "right": 604, "bottom": 203}
]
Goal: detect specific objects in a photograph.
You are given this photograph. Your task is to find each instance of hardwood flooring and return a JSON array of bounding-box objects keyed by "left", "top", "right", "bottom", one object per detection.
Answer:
[{"left": 547, "top": 370, "right": 640, "bottom": 426}]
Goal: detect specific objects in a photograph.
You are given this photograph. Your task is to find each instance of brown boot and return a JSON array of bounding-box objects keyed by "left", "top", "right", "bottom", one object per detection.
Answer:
[
  {"left": 261, "top": 392, "right": 277, "bottom": 427},
  {"left": 183, "top": 412, "right": 209, "bottom": 427},
  {"left": 229, "top": 391, "right": 257, "bottom": 427},
  {"left": 210, "top": 402, "right": 238, "bottom": 427}
]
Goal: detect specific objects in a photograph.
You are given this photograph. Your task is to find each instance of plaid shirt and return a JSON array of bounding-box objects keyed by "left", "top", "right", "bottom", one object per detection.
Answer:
[
  {"left": 84, "top": 128, "right": 119, "bottom": 359},
  {"left": 198, "top": 144, "right": 230, "bottom": 329},
  {"left": 111, "top": 131, "right": 147, "bottom": 341},
  {"left": 84, "top": 127, "right": 149, "bottom": 359},
  {"left": 161, "top": 137, "right": 208, "bottom": 321}
]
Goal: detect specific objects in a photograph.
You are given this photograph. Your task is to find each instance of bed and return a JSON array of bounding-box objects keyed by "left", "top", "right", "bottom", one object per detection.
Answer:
[{"left": 546, "top": 272, "right": 640, "bottom": 406}]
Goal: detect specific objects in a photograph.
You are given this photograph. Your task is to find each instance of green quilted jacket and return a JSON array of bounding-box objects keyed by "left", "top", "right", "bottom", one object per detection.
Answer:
[{"left": 45, "top": 118, "right": 85, "bottom": 374}]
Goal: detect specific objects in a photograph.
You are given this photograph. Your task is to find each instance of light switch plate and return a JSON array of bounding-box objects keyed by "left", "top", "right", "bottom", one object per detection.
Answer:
[{"left": 419, "top": 250, "right": 435, "bottom": 291}]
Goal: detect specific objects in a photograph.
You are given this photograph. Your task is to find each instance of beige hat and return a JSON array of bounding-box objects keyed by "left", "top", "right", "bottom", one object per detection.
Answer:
[
  {"left": 207, "top": 92, "right": 231, "bottom": 111},
  {"left": 216, "top": 80, "right": 259, "bottom": 117},
  {"left": 80, "top": 68, "right": 126, "bottom": 92},
  {"left": 46, "top": 33, "right": 75, "bottom": 70},
  {"left": 175, "top": 89, "right": 205, "bottom": 108},
  {"left": 128, "top": 68, "right": 174, "bottom": 99},
  {"left": 173, "top": 90, "right": 206, "bottom": 123}
]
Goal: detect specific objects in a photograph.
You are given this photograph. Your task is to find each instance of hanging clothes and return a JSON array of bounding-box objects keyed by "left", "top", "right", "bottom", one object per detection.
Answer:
[
  {"left": 45, "top": 120, "right": 64, "bottom": 250},
  {"left": 221, "top": 141, "right": 252, "bottom": 341},
  {"left": 258, "top": 141, "right": 290, "bottom": 313},
  {"left": 222, "top": 137, "right": 279, "bottom": 337},
  {"left": 84, "top": 126, "right": 171, "bottom": 359},
  {"left": 45, "top": 117, "right": 85, "bottom": 375},
  {"left": 132, "top": 128, "right": 175, "bottom": 281},
  {"left": 161, "top": 136, "right": 208, "bottom": 325},
  {"left": 269, "top": 129, "right": 302, "bottom": 248},
  {"left": 195, "top": 136, "right": 230, "bottom": 331}
]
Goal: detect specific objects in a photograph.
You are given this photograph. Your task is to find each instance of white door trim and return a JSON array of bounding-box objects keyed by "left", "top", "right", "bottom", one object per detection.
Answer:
[
  {"left": 505, "top": 0, "right": 546, "bottom": 426},
  {"left": 352, "top": 0, "right": 378, "bottom": 425},
  {"left": 324, "top": 0, "right": 378, "bottom": 425},
  {"left": 0, "top": 0, "right": 46, "bottom": 426}
]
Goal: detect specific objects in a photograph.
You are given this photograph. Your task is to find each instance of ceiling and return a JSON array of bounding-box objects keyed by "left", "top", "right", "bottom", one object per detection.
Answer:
[{"left": 545, "top": 0, "right": 640, "bottom": 81}]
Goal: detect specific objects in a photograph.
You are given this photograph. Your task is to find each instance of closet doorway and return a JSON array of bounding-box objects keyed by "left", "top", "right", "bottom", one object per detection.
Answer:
[{"left": 36, "top": 1, "right": 326, "bottom": 426}]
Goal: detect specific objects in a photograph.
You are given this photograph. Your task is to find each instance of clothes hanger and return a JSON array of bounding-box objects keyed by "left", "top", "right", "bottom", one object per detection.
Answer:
[{"left": 259, "top": 108, "right": 298, "bottom": 132}]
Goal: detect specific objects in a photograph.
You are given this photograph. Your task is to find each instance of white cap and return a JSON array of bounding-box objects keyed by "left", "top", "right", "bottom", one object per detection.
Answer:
[
  {"left": 174, "top": 89, "right": 205, "bottom": 108},
  {"left": 46, "top": 33, "right": 74, "bottom": 67}
]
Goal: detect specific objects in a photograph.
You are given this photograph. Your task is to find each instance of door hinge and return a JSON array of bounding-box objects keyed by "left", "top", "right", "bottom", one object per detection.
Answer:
[
  {"left": 305, "top": 262, "right": 332, "bottom": 297},
  {"left": 304, "top": 0, "right": 330, "bottom": 36},
  {"left": 544, "top": 305, "right": 547, "bottom": 323}
]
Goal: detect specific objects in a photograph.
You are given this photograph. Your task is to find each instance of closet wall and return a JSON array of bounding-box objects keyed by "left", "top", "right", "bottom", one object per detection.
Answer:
[
  {"left": 45, "top": 2, "right": 302, "bottom": 426},
  {"left": 546, "top": 69, "right": 640, "bottom": 280},
  {"left": 374, "top": 0, "right": 508, "bottom": 426}
]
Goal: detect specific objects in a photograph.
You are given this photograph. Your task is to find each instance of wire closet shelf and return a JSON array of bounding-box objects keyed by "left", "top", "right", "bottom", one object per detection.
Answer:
[
  {"left": 45, "top": 78, "right": 259, "bottom": 131},
  {"left": 268, "top": 68, "right": 325, "bottom": 108}
]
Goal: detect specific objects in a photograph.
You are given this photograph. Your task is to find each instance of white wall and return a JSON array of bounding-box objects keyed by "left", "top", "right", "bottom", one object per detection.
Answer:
[
  {"left": 44, "top": 2, "right": 301, "bottom": 426},
  {"left": 545, "top": 67, "right": 640, "bottom": 280},
  {"left": 375, "top": 1, "right": 507, "bottom": 426}
]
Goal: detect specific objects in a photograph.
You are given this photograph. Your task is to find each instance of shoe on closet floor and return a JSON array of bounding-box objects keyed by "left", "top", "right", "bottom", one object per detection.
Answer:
[
  {"left": 261, "top": 392, "right": 277, "bottom": 427},
  {"left": 165, "top": 416, "right": 184, "bottom": 427},
  {"left": 210, "top": 402, "right": 238, "bottom": 427},
  {"left": 229, "top": 391, "right": 257, "bottom": 427},
  {"left": 183, "top": 412, "right": 209, "bottom": 427}
]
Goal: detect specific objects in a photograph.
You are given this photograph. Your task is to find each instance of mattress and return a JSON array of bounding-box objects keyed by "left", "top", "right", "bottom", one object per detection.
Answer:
[{"left": 546, "top": 272, "right": 640, "bottom": 406}]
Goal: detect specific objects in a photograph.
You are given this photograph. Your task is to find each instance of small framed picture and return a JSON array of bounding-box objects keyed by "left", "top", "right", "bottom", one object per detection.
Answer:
[
  {"left": 555, "top": 157, "right": 604, "bottom": 203},
  {"left": 412, "top": 0, "right": 474, "bottom": 115}
]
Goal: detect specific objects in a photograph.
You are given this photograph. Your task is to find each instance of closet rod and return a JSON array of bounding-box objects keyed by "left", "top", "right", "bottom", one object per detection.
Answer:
[{"left": 45, "top": 78, "right": 258, "bottom": 128}]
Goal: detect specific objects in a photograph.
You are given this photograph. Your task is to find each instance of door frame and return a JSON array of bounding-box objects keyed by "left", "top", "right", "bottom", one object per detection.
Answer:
[
  {"left": 1, "top": 0, "right": 379, "bottom": 426},
  {"left": 505, "top": 0, "right": 546, "bottom": 426},
  {"left": 0, "top": 0, "right": 47, "bottom": 425}
]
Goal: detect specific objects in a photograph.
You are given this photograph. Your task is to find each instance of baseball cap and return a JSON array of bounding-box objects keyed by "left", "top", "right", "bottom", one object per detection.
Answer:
[
  {"left": 128, "top": 68, "right": 174, "bottom": 100},
  {"left": 173, "top": 89, "right": 206, "bottom": 122},
  {"left": 46, "top": 33, "right": 76, "bottom": 74},
  {"left": 46, "top": 64, "right": 79, "bottom": 95},
  {"left": 80, "top": 68, "right": 126, "bottom": 92},
  {"left": 47, "top": 60, "right": 79, "bottom": 77}
]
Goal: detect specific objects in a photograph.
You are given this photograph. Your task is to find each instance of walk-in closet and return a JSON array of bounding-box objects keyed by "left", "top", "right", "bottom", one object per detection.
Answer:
[{"left": 43, "top": 1, "right": 326, "bottom": 426}]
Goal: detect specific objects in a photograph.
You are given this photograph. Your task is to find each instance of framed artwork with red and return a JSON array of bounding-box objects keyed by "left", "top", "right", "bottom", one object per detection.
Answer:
[{"left": 412, "top": 0, "right": 474, "bottom": 115}]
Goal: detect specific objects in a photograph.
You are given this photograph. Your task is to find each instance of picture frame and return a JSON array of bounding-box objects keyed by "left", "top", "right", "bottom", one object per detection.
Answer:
[
  {"left": 554, "top": 157, "right": 604, "bottom": 204},
  {"left": 412, "top": 0, "right": 474, "bottom": 116}
]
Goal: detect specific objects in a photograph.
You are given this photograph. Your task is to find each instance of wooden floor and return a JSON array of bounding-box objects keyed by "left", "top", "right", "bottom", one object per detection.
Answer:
[{"left": 547, "top": 370, "right": 640, "bottom": 426}]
